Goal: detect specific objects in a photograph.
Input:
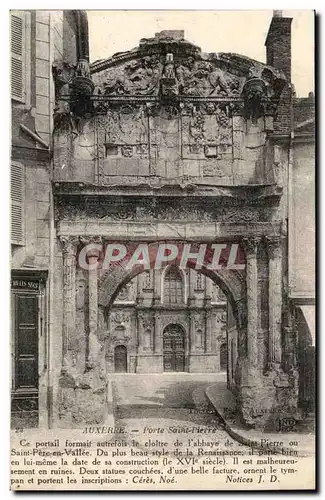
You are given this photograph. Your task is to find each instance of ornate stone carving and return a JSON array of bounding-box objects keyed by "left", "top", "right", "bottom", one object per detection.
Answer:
[
  {"left": 101, "top": 55, "right": 161, "bottom": 96},
  {"left": 216, "top": 311, "right": 227, "bottom": 324},
  {"left": 265, "top": 235, "right": 282, "bottom": 260},
  {"left": 110, "top": 334, "right": 130, "bottom": 343},
  {"left": 160, "top": 316, "right": 188, "bottom": 332},
  {"left": 227, "top": 209, "right": 259, "bottom": 223},
  {"left": 176, "top": 59, "right": 241, "bottom": 97},
  {"left": 52, "top": 61, "right": 76, "bottom": 130},
  {"left": 241, "top": 236, "right": 261, "bottom": 256},
  {"left": 57, "top": 197, "right": 267, "bottom": 225},
  {"left": 160, "top": 53, "right": 179, "bottom": 99},
  {"left": 121, "top": 145, "right": 133, "bottom": 157},
  {"left": 95, "top": 115, "right": 106, "bottom": 184},
  {"left": 79, "top": 235, "right": 102, "bottom": 247},
  {"left": 110, "top": 312, "right": 130, "bottom": 326},
  {"left": 60, "top": 235, "right": 79, "bottom": 372},
  {"left": 60, "top": 236, "right": 79, "bottom": 256},
  {"left": 242, "top": 78, "right": 267, "bottom": 121},
  {"left": 138, "top": 312, "right": 155, "bottom": 333}
]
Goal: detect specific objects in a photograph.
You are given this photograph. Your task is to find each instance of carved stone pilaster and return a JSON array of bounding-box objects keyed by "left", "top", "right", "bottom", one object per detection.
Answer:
[
  {"left": 189, "top": 310, "right": 196, "bottom": 353},
  {"left": 138, "top": 311, "right": 154, "bottom": 352},
  {"left": 154, "top": 312, "right": 162, "bottom": 353},
  {"left": 265, "top": 236, "right": 283, "bottom": 367},
  {"left": 188, "top": 269, "right": 196, "bottom": 306},
  {"left": 60, "top": 236, "right": 79, "bottom": 372},
  {"left": 205, "top": 276, "right": 213, "bottom": 305},
  {"left": 80, "top": 237, "right": 102, "bottom": 369},
  {"left": 205, "top": 308, "right": 213, "bottom": 353},
  {"left": 95, "top": 115, "right": 106, "bottom": 185},
  {"left": 241, "top": 237, "right": 260, "bottom": 370},
  {"left": 153, "top": 269, "right": 161, "bottom": 305}
]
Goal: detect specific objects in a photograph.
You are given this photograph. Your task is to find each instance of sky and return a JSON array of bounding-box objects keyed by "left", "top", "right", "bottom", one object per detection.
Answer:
[{"left": 88, "top": 10, "right": 314, "bottom": 97}]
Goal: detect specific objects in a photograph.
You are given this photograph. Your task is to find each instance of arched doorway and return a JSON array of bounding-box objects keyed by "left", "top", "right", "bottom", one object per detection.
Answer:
[
  {"left": 99, "top": 258, "right": 244, "bottom": 376},
  {"left": 114, "top": 345, "right": 127, "bottom": 373},
  {"left": 163, "top": 324, "right": 185, "bottom": 372}
]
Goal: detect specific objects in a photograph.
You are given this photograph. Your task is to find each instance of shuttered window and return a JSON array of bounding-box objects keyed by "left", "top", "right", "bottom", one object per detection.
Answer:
[
  {"left": 15, "top": 294, "right": 39, "bottom": 390},
  {"left": 11, "top": 11, "right": 26, "bottom": 102},
  {"left": 11, "top": 162, "right": 25, "bottom": 245}
]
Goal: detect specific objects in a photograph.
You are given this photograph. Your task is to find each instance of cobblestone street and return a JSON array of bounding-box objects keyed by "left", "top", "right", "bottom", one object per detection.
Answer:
[{"left": 111, "top": 373, "right": 246, "bottom": 452}]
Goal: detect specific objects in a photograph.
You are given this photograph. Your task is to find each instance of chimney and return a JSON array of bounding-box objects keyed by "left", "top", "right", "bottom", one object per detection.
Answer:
[
  {"left": 265, "top": 11, "right": 292, "bottom": 81},
  {"left": 265, "top": 11, "right": 293, "bottom": 135}
]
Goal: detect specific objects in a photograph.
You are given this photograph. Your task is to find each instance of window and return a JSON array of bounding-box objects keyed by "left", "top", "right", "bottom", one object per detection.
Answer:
[
  {"left": 164, "top": 267, "right": 183, "bottom": 304},
  {"left": 11, "top": 162, "right": 25, "bottom": 246},
  {"left": 11, "top": 11, "right": 26, "bottom": 102},
  {"left": 194, "top": 272, "right": 204, "bottom": 291},
  {"left": 143, "top": 271, "right": 153, "bottom": 291}
]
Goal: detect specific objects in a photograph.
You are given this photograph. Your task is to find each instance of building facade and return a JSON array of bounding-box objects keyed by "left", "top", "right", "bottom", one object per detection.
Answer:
[
  {"left": 103, "top": 268, "right": 227, "bottom": 374},
  {"left": 10, "top": 10, "right": 87, "bottom": 428},
  {"left": 10, "top": 10, "right": 315, "bottom": 430}
]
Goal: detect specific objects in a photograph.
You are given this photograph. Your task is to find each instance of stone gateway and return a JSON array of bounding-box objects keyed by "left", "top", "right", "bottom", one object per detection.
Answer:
[{"left": 10, "top": 11, "right": 315, "bottom": 433}]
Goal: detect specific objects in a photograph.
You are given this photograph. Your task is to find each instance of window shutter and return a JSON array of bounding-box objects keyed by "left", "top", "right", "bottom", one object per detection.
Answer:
[
  {"left": 11, "top": 162, "right": 25, "bottom": 245},
  {"left": 11, "top": 11, "right": 25, "bottom": 102}
]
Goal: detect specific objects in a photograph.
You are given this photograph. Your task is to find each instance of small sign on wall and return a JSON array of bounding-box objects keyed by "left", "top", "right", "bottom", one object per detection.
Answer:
[{"left": 11, "top": 278, "right": 40, "bottom": 291}]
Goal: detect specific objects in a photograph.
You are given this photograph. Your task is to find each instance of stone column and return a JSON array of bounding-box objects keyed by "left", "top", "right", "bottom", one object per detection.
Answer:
[
  {"left": 60, "top": 236, "right": 78, "bottom": 373},
  {"left": 153, "top": 269, "right": 161, "bottom": 305},
  {"left": 241, "top": 237, "right": 260, "bottom": 369},
  {"left": 205, "top": 308, "right": 212, "bottom": 353},
  {"left": 266, "top": 236, "right": 282, "bottom": 367},
  {"left": 154, "top": 312, "right": 163, "bottom": 372},
  {"left": 188, "top": 269, "right": 196, "bottom": 306},
  {"left": 87, "top": 244, "right": 101, "bottom": 368},
  {"left": 136, "top": 311, "right": 144, "bottom": 352},
  {"left": 189, "top": 311, "right": 196, "bottom": 353},
  {"left": 154, "top": 313, "right": 162, "bottom": 352}
]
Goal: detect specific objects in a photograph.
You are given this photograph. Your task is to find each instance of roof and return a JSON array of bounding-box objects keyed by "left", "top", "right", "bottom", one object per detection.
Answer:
[{"left": 294, "top": 93, "right": 315, "bottom": 134}]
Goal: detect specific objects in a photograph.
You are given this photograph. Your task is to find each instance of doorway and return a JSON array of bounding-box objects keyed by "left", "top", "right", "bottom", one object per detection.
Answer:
[
  {"left": 11, "top": 292, "right": 39, "bottom": 428},
  {"left": 114, "top": 345, "right": 127, "bottom": 373},
  {"left": 163, "top": 324, "right": 185, "bottom": 372}
]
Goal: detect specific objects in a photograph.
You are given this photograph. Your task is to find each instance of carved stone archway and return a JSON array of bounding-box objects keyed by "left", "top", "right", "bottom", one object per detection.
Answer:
[{"left": 98, "top": 262, "right": 246, "bottom": 331}]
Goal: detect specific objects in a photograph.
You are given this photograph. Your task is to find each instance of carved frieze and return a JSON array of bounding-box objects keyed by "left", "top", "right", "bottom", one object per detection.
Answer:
[
  {"left": 52, "top": 31, "right": 286, "bottom": 141},
  {"left": 100, "top": 54, "right": 162, "bottom": 96},
  {"left": 56, "top": 197, "right": 266, "bottom": 223}
]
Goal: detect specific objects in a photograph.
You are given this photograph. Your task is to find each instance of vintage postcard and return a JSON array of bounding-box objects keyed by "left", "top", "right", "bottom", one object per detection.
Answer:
[{"left": 10, "top": 9, "right": 315, "bottom": 491}]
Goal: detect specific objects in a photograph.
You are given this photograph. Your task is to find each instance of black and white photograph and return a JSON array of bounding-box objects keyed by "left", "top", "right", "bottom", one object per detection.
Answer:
[{"left": 9, "top": 9, "right": 315, "bottom": 491}]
